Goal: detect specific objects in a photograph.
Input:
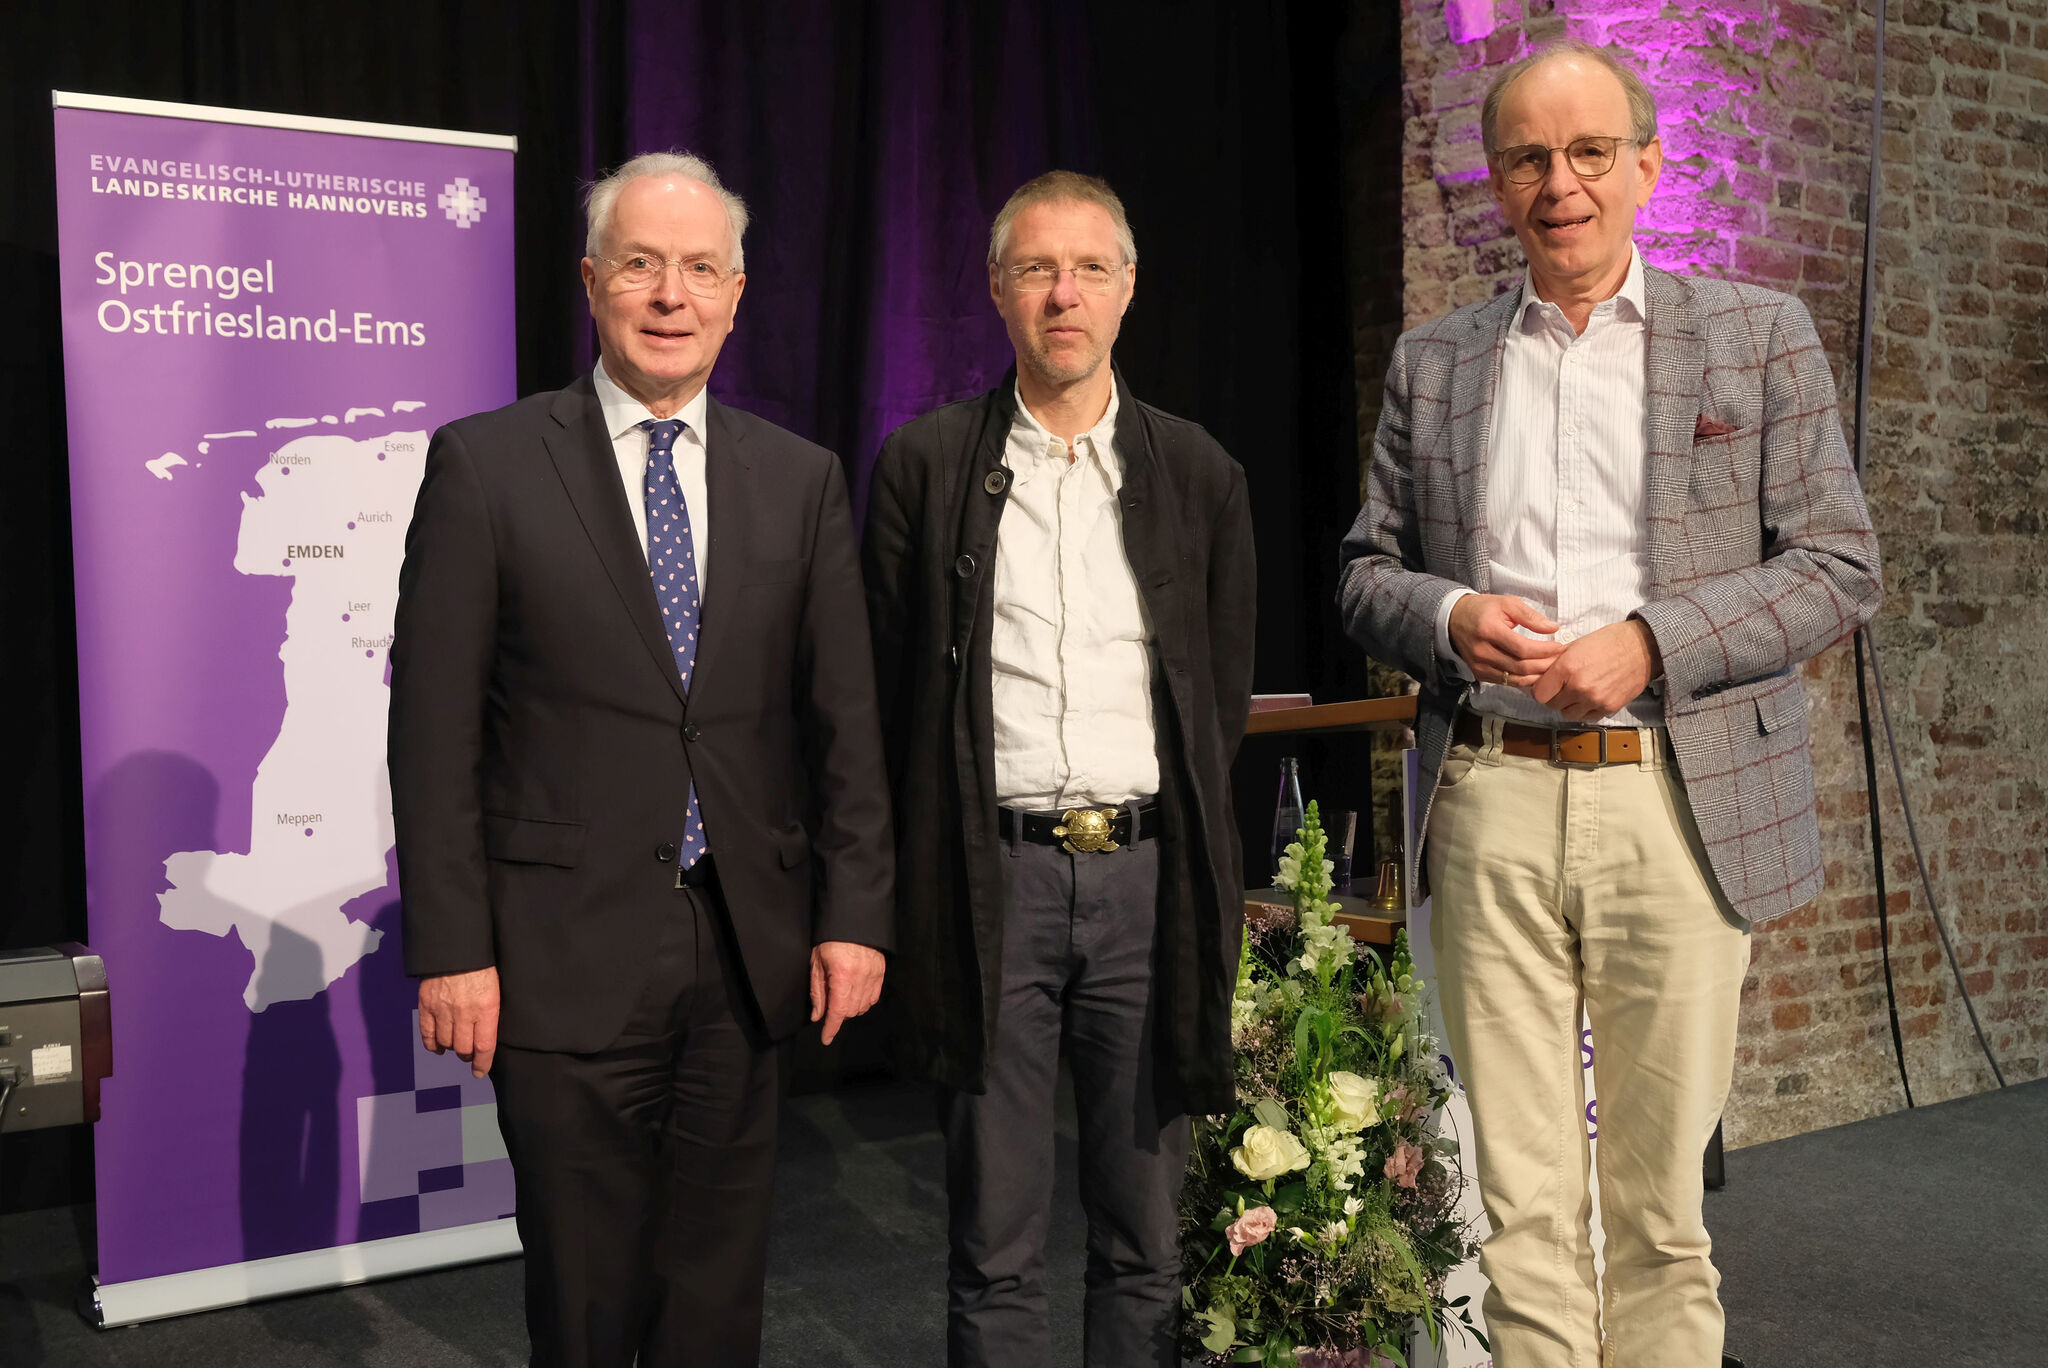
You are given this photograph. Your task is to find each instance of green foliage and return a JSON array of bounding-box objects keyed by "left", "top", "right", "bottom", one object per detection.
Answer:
[{"left": 1182, "top": 803, "right": 1486, "bottom": 1365}]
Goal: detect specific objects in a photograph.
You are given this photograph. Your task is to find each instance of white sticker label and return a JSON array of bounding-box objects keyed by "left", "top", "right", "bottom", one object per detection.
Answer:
[{"left": 31, "top": 1044, "right": 73, "bottom": 1082}]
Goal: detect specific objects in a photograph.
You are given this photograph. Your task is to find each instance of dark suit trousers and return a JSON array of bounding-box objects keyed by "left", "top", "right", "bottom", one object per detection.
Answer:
[
  {"left": 939, "top": 825, "right": 1188, "bottom": 1368},
  {"left": 490, "top": 880, "right": 783, "bottom": 1368}
]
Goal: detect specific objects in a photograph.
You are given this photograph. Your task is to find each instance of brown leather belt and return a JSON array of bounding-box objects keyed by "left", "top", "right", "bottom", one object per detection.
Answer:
[{"left": 1454, "top": 712, "right": 1646, "bottom": 766}]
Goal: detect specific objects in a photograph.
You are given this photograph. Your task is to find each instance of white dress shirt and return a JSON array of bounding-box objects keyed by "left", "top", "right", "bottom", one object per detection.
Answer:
[
  {"left": 1435, "top": 246, "right": 1661, "bottom": 726},
  {"left": 992, "top": 385, "right": 1160, "bottom": 809},
  {"left": 592, "top": 360, "right": 712, "bottom": 593}
]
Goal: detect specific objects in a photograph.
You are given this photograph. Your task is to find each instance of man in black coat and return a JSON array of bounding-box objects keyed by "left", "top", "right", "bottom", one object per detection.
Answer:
[
  {"left": 861, "top": 171, "right": 1256, "bottom": 1368},
  {"left": 390, "top": 152, "right": 893, "bottom": 1368}
]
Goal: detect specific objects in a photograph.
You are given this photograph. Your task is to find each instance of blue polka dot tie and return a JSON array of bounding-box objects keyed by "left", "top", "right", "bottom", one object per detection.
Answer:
[{"left": 642, "top": 418, "right": 706, "bottom": 871}]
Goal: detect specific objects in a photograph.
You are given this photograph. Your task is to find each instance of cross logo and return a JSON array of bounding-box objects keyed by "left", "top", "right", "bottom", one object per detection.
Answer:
[{"left": 437, "top": 177, "right": 488, "bottom": 229}]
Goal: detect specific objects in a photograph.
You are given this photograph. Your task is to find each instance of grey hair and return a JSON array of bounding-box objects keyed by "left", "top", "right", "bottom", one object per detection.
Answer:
[
  {"left": 584, "top": 150, "right": 750, "bottom": 271},
  {"left": 987, "top": 170, "right": 1138, "bottom": 268},
  {"left": 1480, "top": 40, "right": 1659, "bottom": 159}
]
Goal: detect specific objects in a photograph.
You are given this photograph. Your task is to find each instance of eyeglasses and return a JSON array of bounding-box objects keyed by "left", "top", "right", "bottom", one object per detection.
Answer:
[
  {"left": 1493, "top": 135, "right": 1639, "bottom": 186},
  {"left": 597, "top": 253, "right": 741, "bottom": 297},
  {"left": 1004, "top": 261, "right": 1128, "bottom": 294}
]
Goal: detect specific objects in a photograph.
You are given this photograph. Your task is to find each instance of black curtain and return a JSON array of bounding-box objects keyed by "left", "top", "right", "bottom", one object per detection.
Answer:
[{"left": 0, "top": 0, "right": 1391, "bottom": 1212}]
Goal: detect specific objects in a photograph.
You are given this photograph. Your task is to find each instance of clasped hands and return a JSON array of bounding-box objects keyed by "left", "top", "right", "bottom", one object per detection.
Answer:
[
  {"left": 418, "top": 940, "right": 886, "bottom": 1078},
  {"left": 1447, "top": 593, "right": 1660, "bottom": 723}
]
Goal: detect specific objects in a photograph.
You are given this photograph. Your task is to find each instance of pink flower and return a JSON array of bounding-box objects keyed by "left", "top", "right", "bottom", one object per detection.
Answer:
[
  {"left": 1385, "top": 1140, "right": 1425, "bottom": 1189},
  {"left": 1384, "top": 1083, "right": 1432, "bottom": 1124},
  {"left": 1225, "top": 1204, "right": 1278, "bottom": 1256}
]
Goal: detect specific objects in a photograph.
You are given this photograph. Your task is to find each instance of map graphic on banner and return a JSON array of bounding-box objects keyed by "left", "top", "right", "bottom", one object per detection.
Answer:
[
  {"left": 155, "top": 416, "right": 422, "bottom": 1010},
  {"left": 52, "top": 93, "right": 519, "bottom": 1315}
]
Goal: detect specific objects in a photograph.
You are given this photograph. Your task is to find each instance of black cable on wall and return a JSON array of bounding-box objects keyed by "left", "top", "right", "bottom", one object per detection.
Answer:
[{"left": 1847, "top": 0, "right": 2007, "bottom": 1101}]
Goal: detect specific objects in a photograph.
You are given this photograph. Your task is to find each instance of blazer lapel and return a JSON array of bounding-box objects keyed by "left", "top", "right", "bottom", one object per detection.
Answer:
[
  {"left": 689, "top": 394, "right": 753, "bottom": 696},
  {"left": 1450, "top": 287, "right": 1519, "bottom": 591},
  {"left": 542, "top": 378, "right": 687, "bottom": 705},
  {"left": 1641, "top": 267, "right": 1706, "bottom": 595}
]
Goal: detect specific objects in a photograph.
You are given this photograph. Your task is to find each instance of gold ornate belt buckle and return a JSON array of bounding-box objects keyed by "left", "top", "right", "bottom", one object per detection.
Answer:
[{"left": 1053, "top": 807, "right": 1121, "bottom": 854}]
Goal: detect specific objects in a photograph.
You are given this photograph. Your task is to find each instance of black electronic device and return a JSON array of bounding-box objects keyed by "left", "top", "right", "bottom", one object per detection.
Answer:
[{"left": 0, "top": 943, "right": 112, "bottom": 1133}]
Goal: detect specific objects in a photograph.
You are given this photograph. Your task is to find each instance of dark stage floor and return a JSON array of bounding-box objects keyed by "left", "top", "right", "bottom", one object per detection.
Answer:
[{"left": 3, "top": 1077, "right": 2043, "bottom": 1367}]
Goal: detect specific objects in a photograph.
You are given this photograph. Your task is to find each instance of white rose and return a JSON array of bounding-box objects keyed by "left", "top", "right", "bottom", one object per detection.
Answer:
[
  {"left": 1230, "top": 1123, "right": 1312, "bottom": 1181},
  {"left": 1327, "top": 1071, "right": 1382, "bottom": 1131}
]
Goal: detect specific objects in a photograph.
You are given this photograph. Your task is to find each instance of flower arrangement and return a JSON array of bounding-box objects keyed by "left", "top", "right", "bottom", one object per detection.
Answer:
[{"left": 1179, "top": 801, "right": 1485, "bottom": 1366}]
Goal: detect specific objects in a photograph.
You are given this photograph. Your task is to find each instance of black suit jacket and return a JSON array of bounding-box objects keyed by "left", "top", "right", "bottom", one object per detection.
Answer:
[
  {"left": 861, "top": 371, "right": 1256, "bottom": 1114},
  {"left": 391, "top": 372, "right": 893, "bottom": 1052}
]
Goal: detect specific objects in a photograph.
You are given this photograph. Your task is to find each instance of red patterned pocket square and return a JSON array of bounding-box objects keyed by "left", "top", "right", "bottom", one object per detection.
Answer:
[{"left": 1694, "top": 414, "right": 1738, "bottom": 441}]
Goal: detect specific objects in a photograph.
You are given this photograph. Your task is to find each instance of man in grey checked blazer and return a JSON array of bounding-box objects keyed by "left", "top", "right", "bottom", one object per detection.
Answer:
[{"left": 1339, "top": 42, "right": 1880, "bottom": 1368}]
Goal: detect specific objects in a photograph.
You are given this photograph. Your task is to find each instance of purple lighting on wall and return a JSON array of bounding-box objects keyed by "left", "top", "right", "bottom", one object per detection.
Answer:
[
  {"left": 1428, "top": 0, "right": 1801, "bottom": 277},
  {"left": 1596, "top": 2, "right": 1788, "bottom": 276},
  {"left": 1446, "top": 0, "right": 1502, "bottom": 45}
]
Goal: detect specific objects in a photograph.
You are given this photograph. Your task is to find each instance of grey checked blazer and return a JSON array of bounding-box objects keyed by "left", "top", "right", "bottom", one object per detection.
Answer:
[{"left": 1338, "top": 266, "right": 1882, "bottom": 924}]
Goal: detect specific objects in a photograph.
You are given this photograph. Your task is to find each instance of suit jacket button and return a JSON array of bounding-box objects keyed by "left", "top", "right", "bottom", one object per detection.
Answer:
[
  {"left": 949, "top": 644, "right": 961, "bottom": 668},
  {"left": 953, "top": 553, "right": 977, "bottom": 578},
  {"left": 656, "top": 842, "right": 677, "bottom": 862},
  {"left": 683, "top": 723, "right": 701, "bottom": 742},
  {"left": 983, "top": 469, "right": 1008, "bottom": 495}
]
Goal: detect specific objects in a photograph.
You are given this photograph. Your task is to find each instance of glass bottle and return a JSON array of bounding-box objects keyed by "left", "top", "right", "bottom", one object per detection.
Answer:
[
  {"left": 1329, "top": 809, "right": 1358, "bottom": 892},
  {"left": 1271, "top": 757, "right": 1305, "bottom": 884}
]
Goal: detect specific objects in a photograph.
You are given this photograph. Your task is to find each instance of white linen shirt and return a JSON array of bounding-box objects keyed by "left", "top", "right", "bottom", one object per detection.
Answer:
[
  {"left": 592, "top": 360, "right": 712, "bottom": 594},
  {"left": 991, "top": 385, "right": 1160, "bottom": 809},
  {"left": 1434, "top": 246, "right": 1662, "bottom": 726}
]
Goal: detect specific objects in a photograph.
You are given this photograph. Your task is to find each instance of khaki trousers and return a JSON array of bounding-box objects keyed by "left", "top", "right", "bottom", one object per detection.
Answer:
[{"left": 1425, "top": 718, "right": 1751, "bottom": 1368}]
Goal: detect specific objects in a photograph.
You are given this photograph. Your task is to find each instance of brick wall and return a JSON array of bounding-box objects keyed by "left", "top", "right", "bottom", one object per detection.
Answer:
[{"left": 1369, "top": 0, "right": 2047, "bottom": 1144}]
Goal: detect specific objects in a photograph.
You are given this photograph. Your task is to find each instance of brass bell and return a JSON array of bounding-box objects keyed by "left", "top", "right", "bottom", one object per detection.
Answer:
[{"left": 1371, "top": 858, "right": 1404, "bottom": 913}]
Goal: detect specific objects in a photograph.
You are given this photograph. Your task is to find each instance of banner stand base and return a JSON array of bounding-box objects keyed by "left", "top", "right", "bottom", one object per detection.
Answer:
[{"left": 84, "top": 1219, "right": 521, "bottom": 1328}]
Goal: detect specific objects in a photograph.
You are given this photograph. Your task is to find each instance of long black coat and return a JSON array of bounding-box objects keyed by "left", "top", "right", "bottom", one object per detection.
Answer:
[{"left": 860, "top": 372, "right": 1256, "bottom": 1114}]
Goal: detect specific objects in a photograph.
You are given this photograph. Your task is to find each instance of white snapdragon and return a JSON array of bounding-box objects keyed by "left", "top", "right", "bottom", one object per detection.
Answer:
[
  {"left": 1322, "top": 1134, "right": 1367, "bottom": 1192},
  {"left": 1274, "top": 844, "right": 1305, "bottom": 891},
  {"left": 1296, "top": 916, "right": 1352, "bottom": 980},
  {"left": 1230, "top": 957, "right": 1262, "bottom": 1045}
]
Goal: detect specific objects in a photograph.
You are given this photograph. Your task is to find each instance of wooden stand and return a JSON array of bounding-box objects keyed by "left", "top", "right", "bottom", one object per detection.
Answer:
[
  {"left": 1245, "top": 887, "right": 1407, "bottom": 947},
  {"left": 1246, "top": 695, "right": 1418, "bottom": 737}
]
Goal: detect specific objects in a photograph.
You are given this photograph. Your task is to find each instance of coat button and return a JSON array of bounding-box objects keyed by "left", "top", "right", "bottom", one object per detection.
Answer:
[
  {"left": 683, "top": 723, "right": 701, "bottom": 742},
  {"left": 983, "top": 469, "right": 1008, "bottom": 495},
  {"left": 656, "top": 842, "right": 677, "bottom": 862},
  {"left": 953, "top": 553, "right": 977, "bottom": 578}
]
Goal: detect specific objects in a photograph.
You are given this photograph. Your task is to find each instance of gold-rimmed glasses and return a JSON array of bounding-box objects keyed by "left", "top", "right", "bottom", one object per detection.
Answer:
[{"left": 1493, "top": 135, "right": 1640, "bottom": 185}]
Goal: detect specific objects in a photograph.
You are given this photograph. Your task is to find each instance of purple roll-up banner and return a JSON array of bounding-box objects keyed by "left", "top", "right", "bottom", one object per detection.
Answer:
[{"left": 51, "top": 92, "right": 518, "bottom": 1326}]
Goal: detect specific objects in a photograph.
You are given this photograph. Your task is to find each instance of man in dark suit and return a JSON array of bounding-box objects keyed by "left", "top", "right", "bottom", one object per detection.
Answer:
[
  {"left": 390, "top": 151, "right": 893, "bottom": 1368},
  {"left": 861, "top": 171, "right": 1256, "bottom": 1368}
]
